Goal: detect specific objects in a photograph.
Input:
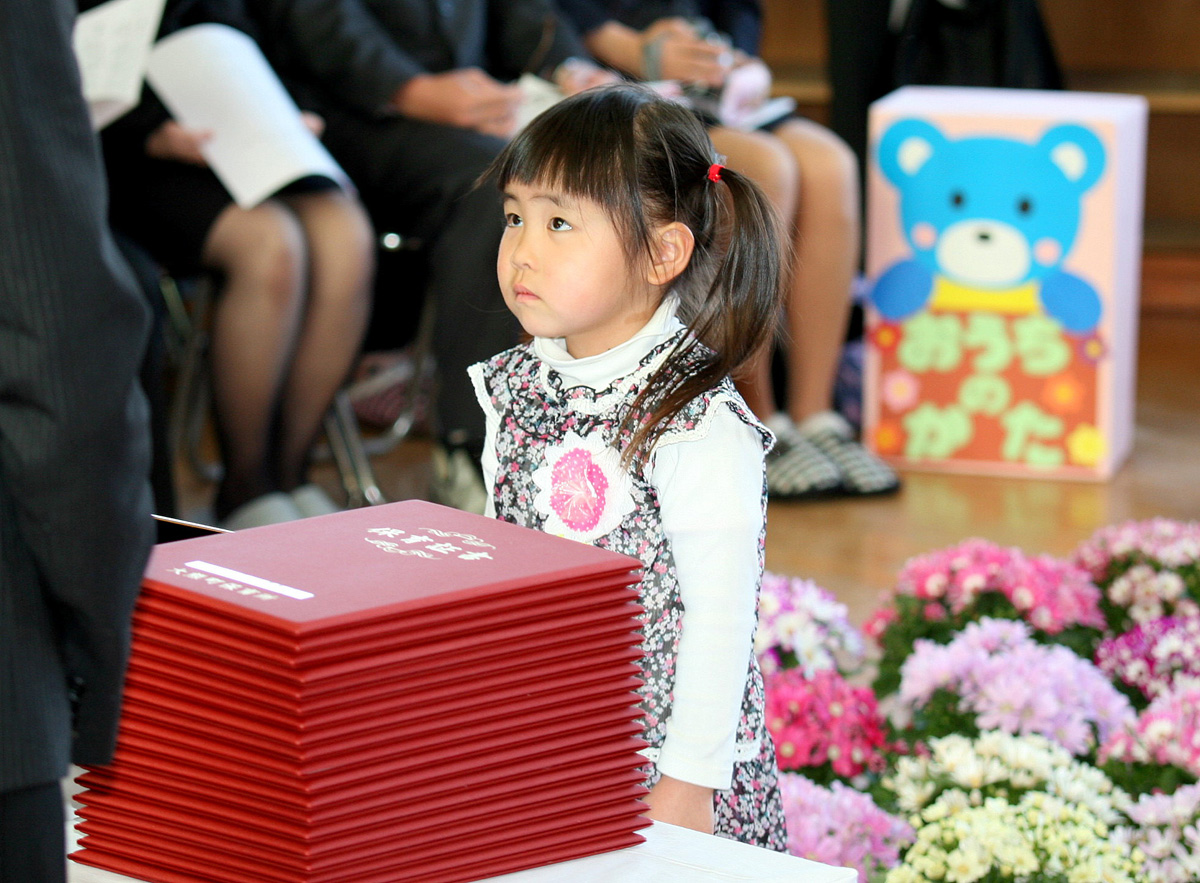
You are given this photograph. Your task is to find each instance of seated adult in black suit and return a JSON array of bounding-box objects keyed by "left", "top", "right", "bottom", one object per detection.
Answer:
[
  {"left": 248, "top": 0, "right": 613, "bottom": 512},
  {"left": 95, "top": 0, "right": 376, "bottom": 528}
]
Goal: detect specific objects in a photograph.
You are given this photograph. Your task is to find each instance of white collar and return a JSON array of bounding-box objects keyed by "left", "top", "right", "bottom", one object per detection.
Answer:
[{"left": 533, "top": 296, "right": 684, "bottom": 389}]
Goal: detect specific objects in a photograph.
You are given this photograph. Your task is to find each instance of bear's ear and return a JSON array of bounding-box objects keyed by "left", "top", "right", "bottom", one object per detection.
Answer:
[
  {"left": 877, "top": 118, "right": 947, "bottom": 186},
  {"left": 1038, "top": 124, "right": 1107, "bottom": 193}
]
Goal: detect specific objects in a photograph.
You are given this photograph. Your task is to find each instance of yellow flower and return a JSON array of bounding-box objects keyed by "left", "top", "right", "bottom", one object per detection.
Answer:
[{"left": 1066, "top": 423, "right": 1105, "bottom": 467}]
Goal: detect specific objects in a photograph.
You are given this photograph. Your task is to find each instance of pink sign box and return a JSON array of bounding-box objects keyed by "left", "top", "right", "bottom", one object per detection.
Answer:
[{"left": 863, "top": 86, "right": 1148, "bottom": 479}]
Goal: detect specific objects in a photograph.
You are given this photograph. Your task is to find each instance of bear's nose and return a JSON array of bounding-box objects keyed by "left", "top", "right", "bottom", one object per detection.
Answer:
[{"left": 976, "top": 228, "right": 992, "bottom": 243}]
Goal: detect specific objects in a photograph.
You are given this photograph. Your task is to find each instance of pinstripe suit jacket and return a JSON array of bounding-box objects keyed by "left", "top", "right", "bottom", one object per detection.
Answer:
[{"left": 0, "top": 0, "right": 155, "bottom": 793}]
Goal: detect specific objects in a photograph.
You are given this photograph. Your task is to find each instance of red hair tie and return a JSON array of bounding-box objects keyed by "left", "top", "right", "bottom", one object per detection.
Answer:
[{"left": 706, "top": 163, "right": 724, "bottom": 183}]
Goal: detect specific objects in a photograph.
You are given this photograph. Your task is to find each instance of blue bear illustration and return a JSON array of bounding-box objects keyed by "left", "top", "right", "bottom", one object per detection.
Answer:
[{"left": 871, "top": 118, "right": 1107, "bottom": 334}]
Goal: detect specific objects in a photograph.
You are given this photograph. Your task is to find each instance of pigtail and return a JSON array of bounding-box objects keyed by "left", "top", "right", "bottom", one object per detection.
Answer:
[
  {"left": 619, "top": 162, "right": 784, "bottom": 468},
  {"left": 689, "top": 165, "right": 784, "bottom": 388}
]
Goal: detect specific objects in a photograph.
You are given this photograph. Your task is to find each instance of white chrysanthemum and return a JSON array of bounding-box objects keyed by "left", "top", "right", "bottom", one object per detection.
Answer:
[{"left": 943, "top": 843, "right": 990, "bottom": 883}]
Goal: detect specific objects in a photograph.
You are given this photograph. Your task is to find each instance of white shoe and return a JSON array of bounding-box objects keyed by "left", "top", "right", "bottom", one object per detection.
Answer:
[
  {"left": 428, "top": 444, "right": 488, "bottom": 515},
  {"left": 291, "top": 483, "right": 342, "bottom": 517},
  {"left": 220, "top": 492, "right": 304, "bottom": 530}
]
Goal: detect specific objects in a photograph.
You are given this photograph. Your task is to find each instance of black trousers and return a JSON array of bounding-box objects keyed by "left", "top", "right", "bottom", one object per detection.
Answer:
[
  {"left": 0, "top": 780, "right": 65, "bottom": 883},
  {"left": 322, "top": 110, "right": 520, "bottom": 445},
  {"left": 825, "top": 0, "right": 894, "bottom": 213}
]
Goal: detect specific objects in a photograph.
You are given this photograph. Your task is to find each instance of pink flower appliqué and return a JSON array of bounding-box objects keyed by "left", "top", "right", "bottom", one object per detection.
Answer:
[
  {"left": 532, "top": 431, "right": 635, "bottom": 543},
  {"left": 550, "top": 448, "right": 609, "bottom": 533}
]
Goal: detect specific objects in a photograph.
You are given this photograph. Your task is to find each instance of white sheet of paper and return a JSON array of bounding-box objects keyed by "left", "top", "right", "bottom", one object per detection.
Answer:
[
  {"left": 145, "top": 23, "right": 349, "bottom": 209},
  {"left": 72, "top": 0, "right": 166, "bottom": 129}
]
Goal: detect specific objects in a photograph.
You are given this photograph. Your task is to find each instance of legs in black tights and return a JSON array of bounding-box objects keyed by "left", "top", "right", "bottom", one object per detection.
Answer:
[{"left": 200, "top": 191, "right": 373, "bottom": 520}]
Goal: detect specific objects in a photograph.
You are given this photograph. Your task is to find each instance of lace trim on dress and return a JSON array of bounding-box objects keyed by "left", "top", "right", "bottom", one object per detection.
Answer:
[
  {"left": 651, "top": 391, "right": 769, "bottom": 453},
  {"left": 533, "top": 330, "right": 687, "bottom": 417}
]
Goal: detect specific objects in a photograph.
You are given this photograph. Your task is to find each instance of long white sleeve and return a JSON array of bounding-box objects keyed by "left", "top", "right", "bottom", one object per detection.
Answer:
[{"left": 651, "top": 408, "right": 764, "bottom": 789}]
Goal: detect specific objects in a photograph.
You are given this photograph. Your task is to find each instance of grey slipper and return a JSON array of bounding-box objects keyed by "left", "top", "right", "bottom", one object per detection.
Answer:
[
  {"left": 765, "top": 414, "right": 842, "bottom": 499},
  {"left": 798, "top": 411, "right": 901, "bottom": 496}
]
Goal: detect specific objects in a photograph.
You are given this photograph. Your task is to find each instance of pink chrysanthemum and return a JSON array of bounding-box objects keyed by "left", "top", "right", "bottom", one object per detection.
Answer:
[
  {"left": 898, "top": 618, "right": 1134, "bottom": 756},
  {"left": 1074, "top": 518, "right": 1200, "bottom": 633},
  {"left": 756, "top": 572, "right": 865, "bottom": 676},
  {"left": 778, "top": 773, "right": 913, "bottom": 882},
  {"left": 1096, "top": 614, "right": 1200, "bottom": 701},
  {"left": 1100, "top": 683, "right": 1200, "bottom": 779},
  {"left": 764, "top": 668, "right": 897, "bottom": 782}
]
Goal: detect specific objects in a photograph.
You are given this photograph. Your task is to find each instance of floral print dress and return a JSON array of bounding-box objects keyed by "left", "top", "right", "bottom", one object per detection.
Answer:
[{"left": 470, "top": 331, "right": 788, "bottom": 851}]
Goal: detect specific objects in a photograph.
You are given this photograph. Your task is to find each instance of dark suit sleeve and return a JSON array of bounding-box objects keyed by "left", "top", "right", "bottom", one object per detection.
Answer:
[
  {"left": 704, "top": 0, "right": 761, "bottom": 56},
  {"left": 249, "top": 0, "right": 424, "bottom": 116},
  {"left": 487, "top": 0, "right": 589, "bottom": 80},
  {"left": 0, "top": 0, "right": 154, "bottom": 779},
  {"left": 553, "top": 0, "right": 612, "bottom": 39}
]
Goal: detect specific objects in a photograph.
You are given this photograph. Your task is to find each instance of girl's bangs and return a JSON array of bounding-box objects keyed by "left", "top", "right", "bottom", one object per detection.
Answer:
[{"left": 494, "top": 90, "right": 641, "bottom": 217}]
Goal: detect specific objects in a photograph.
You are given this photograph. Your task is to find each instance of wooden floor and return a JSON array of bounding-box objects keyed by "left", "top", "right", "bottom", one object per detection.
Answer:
[{"left": 176, "top": 304, "right": 1200, "bottom": 632}]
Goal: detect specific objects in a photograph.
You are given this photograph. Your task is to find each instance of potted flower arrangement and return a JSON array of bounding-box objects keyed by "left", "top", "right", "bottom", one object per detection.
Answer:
[
  {"left": 1099, "top": 683, "right": 1200, "bottom": 796},
  {"left": 756, "top": 520, "right": 1200, "bottom": 881},
  {"left": 1095, "top": 614, "right": 1200, "bottom": 709},
  {"left": 778, "top": 773, "right": 913, "bottom": 883},
  {"left": 878, "top": 731, "right": 1145, "bottom": 883},
  {"left": 764, "top": 666, "right": 898, "bottom": 787},
  {"left": 894, "top": 618, "right": 1133, "bottom": 757},
  {"left": 879, "top": 730, "right": 1130, "bottom": 824},
  {"left": 884, "top": 792, "right": 1144, "bottom": 883},
  {"left": 1073, "top": 518, "right": 1200, "bottom": 634},
  {"left": 1113, "top": 783, "right": 1200, "bottom": 883},
  {"left": 757, "top": 572, "right": 911, "bottom": 874},
  {"left": 864, "top": 539, "right": 1106, "bottom": 696}
]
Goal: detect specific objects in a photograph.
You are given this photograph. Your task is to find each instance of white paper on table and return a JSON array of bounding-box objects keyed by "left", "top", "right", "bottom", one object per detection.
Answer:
[
  {"left": 145, "top": 23, "right": 349, "bottom": 209},
  {"left": 65, "top": 817, "right": 857, "bottom": 883},
  {"left": 72, "top": 0, "right": 166, "bottom": 129}
]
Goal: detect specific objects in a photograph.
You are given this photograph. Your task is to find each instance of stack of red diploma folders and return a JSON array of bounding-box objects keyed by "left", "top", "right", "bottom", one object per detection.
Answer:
[{"left": 71, "top": 500, "right": 650, "bottom": 883}]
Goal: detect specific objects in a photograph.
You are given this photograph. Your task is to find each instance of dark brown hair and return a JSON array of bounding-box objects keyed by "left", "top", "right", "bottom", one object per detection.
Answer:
[{"left": 487, "top": 84, "right": 783, "bottom": 465}]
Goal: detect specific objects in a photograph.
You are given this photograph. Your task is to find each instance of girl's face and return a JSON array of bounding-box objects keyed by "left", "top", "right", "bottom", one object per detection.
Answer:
[{"left": 498, "top": 181, "right": 660, "bottom": 359}]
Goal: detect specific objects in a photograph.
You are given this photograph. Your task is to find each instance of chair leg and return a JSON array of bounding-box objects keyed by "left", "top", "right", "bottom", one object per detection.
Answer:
[
  {"left": 323, "top": 390, "right": 386, "bottom": 508},
  {"left": 162, "top": 275, "right": 223, "bottom": 485},
  {"left": 352, "top": 278, "right": 438, "bottom": 459}
]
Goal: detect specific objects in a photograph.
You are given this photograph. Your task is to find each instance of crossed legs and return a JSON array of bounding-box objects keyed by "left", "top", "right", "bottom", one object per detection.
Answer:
[{"left": 201, "top": 190, "right": 373, "bottom": 520}]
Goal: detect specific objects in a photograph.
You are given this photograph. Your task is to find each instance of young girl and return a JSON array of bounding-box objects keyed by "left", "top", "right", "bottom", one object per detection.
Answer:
[{"left": 469, "top": 84, "right": 787, "bottom": 850}]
